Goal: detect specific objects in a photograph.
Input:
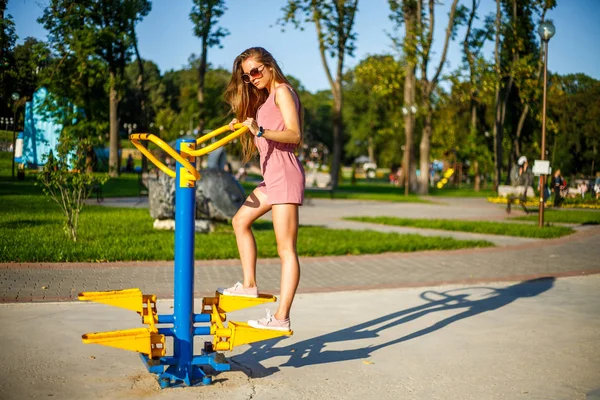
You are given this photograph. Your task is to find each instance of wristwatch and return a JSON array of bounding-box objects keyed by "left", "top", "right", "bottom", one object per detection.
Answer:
[{"left": 257, "top": 126, "right": 265, "bottom": 137}]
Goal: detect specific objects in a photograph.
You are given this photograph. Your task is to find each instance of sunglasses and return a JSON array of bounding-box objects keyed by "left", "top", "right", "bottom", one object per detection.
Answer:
[{"left": 241, "top": 64, "right": 265, "bottom": 83}]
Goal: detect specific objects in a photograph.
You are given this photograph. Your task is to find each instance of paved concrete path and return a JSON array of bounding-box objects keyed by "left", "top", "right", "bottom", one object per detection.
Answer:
[
  {"left": 1, "top": 276, "right": 599, "bottom": 399},
  {"left": 1, "top": 197, "right": 599, "bottom": 399}
]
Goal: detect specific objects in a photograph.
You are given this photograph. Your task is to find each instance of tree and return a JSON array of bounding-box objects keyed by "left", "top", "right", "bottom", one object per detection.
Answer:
[
  {"left": 301, "top": 88, "right": 333, "bottom": 154},
  {"left": 388, "top": 0, "right": 418, "bottom": 194},
  {"left": 281, "top": 0, "right": 359, "bottom": 188},
  {"left": 128, "top": 1, "right": 152, "bottom": 171},
  {"left": 38, "top": 4, "right": 108, "bottom": 172},
  {"left": 417, "top": 0, "right": 461, "bottom": 194},
  {"left": 344, "top": 54, "right": 404, "bottom": 170},
  {"left": 122, "top": 58, "right": 165, "bottom": 144},
  {"left": 490, "top": 0, "right": 555, "bottom": 188},
  {"left": 146, "top": 61, "right": 232, "bottom": 143},
  {"left": 460, "top": 0, "right": 494, "bottom": 190},
  {"left": 389, "top": 0, "right": 462, "bottom": 195},
  {"left": 0, "top": 0, "right": 17, "bottom": 115},
  {"left": 547, "top": 74, "right": 600, "bottom": 177},
  {"left": 190, "top": 0, "right": 229, "bottom": 135},
  {"left": 8, "top": 38, "right": 50, "bottom": 101},
  {"left": 508, "top": 0, "right": 555, "bottom": 168},
  {"left": 39, "top": 0, "right": 151, "bottom": 177}
]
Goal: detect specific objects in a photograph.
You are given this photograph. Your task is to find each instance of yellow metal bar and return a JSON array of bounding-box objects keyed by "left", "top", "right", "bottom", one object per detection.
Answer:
[
  {"left": 195, "top": 124, "right": 235, "bottom": 145},
  {"left": 188, "top": 124, "right": 249, "bottom": 157},
  {"left": 82, "top": 328, "right": 165, "bottom": 358},
  {"left": 129, "top": 133, "right": 200, "bottom": 181},
  {"left": 178, "top": 141, "right": 198, "bottom": 188},
  {"left": 141, "top": 295, "right": 158, "bottom": 327}
]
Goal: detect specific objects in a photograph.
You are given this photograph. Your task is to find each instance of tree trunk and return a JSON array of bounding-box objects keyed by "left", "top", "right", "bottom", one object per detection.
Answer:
[
  {"left": 416, "top": 0, "right": 460, "bottom": 195},
  {"left": 197, "top": 30, "right": 208, "bottom": 135},
  {"left": 85, "top": 146, "right": 94, "bottom": 173},
  {"left": 132, "top": 23, "right": 148, "bottom": 173},
  {"left": 367, "top": 135, "right": 374, "bottom": 165},
  {"left": 493, "top": 92, "right": 503, "bottom": 189},
  {"left": 418, "top": 108, "right": 433, "bottom": 195},
  {"left": 108, "top": 71, "right": 119, "bottom": 177},
  {"left": 500, "top": 76, "right": 514, "bottom": 185},
  {"left": 492, "top": 0, "right": 502, "bottom": 190},
  {"left": 471, "top": 103, "right": 481, "bottom": 191},
  {"left": 402, "top": 3, "right": 417, "bottom": 196},
  {"left": 330, "top": 79, "right": 343, "bottom": 187}
]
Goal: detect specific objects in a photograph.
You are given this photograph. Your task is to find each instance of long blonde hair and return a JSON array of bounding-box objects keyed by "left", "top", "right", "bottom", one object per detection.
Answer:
[{"left": 224, "top": 47, "right": 303, "bottom": 162}]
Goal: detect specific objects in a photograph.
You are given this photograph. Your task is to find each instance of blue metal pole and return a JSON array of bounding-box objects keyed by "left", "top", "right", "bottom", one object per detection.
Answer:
[
  {"left": 162, "top": 138, "right": 198, "bottom": 386},
  {"left": 174, "top": 138, "right": 195, "bottom": 367}
]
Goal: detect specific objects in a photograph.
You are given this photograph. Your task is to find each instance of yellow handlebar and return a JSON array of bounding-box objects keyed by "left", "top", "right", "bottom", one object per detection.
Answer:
[
  {"left": 129, "top": 124, "right": 249, "bottom": 181},
  {"left": 130, "top": 133, "right": 200, "bottom": 180},
  {"left": 189, "top": 123, "right": 249, "bottom": 157}
]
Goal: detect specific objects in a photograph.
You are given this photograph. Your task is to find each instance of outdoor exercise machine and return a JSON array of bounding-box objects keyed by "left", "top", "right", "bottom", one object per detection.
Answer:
[{"left": 78, "top": 124, "right": 292, "bottom": 388}]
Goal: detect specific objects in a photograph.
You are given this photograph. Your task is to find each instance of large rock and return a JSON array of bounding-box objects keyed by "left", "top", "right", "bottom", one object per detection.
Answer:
[
  {"left": 147, "top": 169, "right": 246, "bottom": 230},
  {"left": 196, "top": 168, "right": 246, "bottom": 221},
  {"left": 148, "top": 172, "right": 175, "bottom": 220}
]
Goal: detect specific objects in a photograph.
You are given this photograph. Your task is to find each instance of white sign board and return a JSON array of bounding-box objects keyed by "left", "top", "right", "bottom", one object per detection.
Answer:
[{"left": 532, "top": 160, "right": 551, "bottom": 176}]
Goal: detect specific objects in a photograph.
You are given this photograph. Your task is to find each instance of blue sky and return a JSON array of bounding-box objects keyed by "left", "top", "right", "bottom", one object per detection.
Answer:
[{"left": 7, "top": 0, "right": 600, "bottom": 93}]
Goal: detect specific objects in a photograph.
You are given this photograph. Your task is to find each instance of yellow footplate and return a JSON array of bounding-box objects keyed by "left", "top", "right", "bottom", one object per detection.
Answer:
[
  {"left": 213, "top": 321, "right": 293, "bottom": 351},
  {"left": 204, "top": 293, "right": 277, "bottom": 313},
  {"left": 82, "top": 328, "right": 165, "bottom": 358},
  {"left": 78, "top": 288, "right": 157, "bottom": 325}
]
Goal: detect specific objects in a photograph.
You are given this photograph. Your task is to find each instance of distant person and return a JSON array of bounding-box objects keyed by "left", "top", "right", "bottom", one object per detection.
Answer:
[
  {"left": 429, "top": 163, "right": 435, "bottom": 187},
  {"left": 126, "top": 154, "right": 134, "bottom": 173},
  {"left": 594, "top": 173, "right": 600, "bottom": 200},
  {"left": 510, "top": 156, "right": 533, "bottom": 188},
  {"left": 507, "top": 156, "right": 533, "bottom": 214},
  {"left": 235, "top": 163, "right": 249, "bottom": 182},
  {"left": 552, "top": 169, "right": 564, "bottom": 207},
  {"left": 218, "top": 47, "right": 305, "bottom": 332},
  {"left": 207, "top": 146, "right": 227, "bottom": 170},
  {"left": 389, "top": 166, "right": 400, "bottom": 186}
]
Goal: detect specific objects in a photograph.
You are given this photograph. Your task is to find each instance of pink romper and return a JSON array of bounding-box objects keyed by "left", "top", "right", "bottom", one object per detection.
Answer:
[{"left": 255, "top": 84, "right": 305, "bottom": 205}]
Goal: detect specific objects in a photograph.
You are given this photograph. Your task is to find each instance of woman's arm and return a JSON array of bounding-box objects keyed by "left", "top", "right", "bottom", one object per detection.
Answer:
[{"left": 241, "top": 85, "right": 301, "bottom": 144}]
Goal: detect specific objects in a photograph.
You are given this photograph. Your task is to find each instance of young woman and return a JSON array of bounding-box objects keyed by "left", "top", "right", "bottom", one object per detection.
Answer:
[{"left": 219, "top": 47, "right": 305, "bottom": 332}]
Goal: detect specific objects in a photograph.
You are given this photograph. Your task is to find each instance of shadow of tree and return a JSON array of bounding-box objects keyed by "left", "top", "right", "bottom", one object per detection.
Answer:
[{"left": 230, "top": 277, "right": 555, "bottom": 378}]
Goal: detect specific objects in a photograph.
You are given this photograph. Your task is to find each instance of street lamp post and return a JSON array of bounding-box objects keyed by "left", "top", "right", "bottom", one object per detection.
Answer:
[
  {"left": 538, "top": 20, "right": 555, "bottom": 228},
  {"left": 11, "top": 92, "right": 20, "bottom": 180}
]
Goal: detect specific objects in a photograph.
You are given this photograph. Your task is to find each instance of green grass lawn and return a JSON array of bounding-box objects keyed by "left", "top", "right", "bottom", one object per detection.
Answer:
[
  {"left": 0, "top": 193, "right": 493, "bottom": 262},
  {"left": 0, "top": 130, "right": 14, "bottom": 143},
  {"left": 510, "top": 209, "right": 600, "bottom": 225},
  {"left": 345, "top": 216, "right": 574, "bottom": 239},
  {"left": 100, "top": 173, "right": 144, "bottom": 197},
  {"left": 427, "top": 186, "right": 497, "bottom": 198}
]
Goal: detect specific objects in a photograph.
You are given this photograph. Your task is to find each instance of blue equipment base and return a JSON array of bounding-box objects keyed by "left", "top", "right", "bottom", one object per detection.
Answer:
[{"left": 139, "top": 347, "right": 231, "bottom": 388}]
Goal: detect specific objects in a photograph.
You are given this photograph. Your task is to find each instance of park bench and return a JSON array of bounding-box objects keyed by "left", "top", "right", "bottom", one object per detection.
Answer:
[
  {"left": 305, "top": 172, "right": 334, "bottom": 205},
  {"left": 498, "top": 185, "right": 535, "bottom": 214}
]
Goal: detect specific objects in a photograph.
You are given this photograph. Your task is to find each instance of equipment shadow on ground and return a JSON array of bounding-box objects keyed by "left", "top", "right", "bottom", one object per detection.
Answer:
[{"left": 230, "top": 277, "right": 555, "bottom": 379}]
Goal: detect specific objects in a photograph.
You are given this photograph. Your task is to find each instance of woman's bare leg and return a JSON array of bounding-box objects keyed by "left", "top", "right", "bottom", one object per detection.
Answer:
[
  {"left": 231, "top": 188, "right": 272, "bottom": 288},
  {"left": 271, "top": 203, "right": 300, "bottom": 320}
]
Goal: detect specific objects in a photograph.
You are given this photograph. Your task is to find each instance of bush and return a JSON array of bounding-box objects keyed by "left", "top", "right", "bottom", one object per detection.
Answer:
[{"left": 37, "top": 152, "right": 108, "bottom": 241}]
